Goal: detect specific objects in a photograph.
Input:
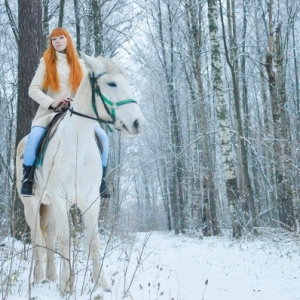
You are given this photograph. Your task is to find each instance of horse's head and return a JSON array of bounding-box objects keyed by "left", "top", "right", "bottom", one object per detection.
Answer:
[{"left": 81, "top": 53, "right": 145, "bottom": 136}]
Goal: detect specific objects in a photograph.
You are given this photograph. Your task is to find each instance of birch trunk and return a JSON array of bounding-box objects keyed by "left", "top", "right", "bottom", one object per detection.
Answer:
[{"left": 208, "top": 0, "right": 242, "bottom": 237}]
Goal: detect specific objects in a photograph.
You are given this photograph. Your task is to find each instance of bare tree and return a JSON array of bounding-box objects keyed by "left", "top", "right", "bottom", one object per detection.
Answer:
[
  {"left": 185, "top": 0, "right": 220, "bottom": 236},
  {"left": 207, "top": 0, "right": 242, "bottom": 237},
  {"left": 14, "top": 0, "right": 43, "bottom": 240},
  {"left": 58, "top": 0, "right": 65, "bottom": 27},
  {"left": 73, "top": 0, "right": 81, "bottom": 53},
  {"left": 264, "top": 0, "right": 295, "bottom": 230}
]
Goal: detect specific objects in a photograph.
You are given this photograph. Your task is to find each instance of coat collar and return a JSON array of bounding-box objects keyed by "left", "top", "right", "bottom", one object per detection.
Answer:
[{"left": 56, "top": 51, "right": 67, "bottom": 61}]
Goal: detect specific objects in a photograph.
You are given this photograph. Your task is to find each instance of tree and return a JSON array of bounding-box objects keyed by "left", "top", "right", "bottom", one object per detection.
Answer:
[
  {"left": 13, "top": 0, "right": 43, "bottom": 240},
  {"left": 219, "top": 0, "right": 259, "bottom": 234},
  {"left": 58, "top": 0, "right": 65, "bottom": 27},
  {"left": 207, "top": 0, "right": 242, "bottom": 237},
  {"left": 185, "top": 0, "right": 221, "bottom": 236},
  {"left": 264, "top": 0, "right": 295, "bottom": 230},
  {"left": 92, "top": 0, "right": 103, "bottom": 55},
  {"left": 73, "top": 0, "right": 81, "bottom": 53}
]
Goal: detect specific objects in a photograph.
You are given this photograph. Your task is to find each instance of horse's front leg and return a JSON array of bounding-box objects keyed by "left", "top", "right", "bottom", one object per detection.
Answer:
[
  {"left": 55, "top": 207, "right": 73, "bottom": 293},
  {"left": 43, "top": 205, "right": 58, "bottom": 281},
  {"left": 82, "top": 207, "right": 110, "bottom": 292},
  {"left": 23, "top": 198, "right": 45, "bottom": 284}
]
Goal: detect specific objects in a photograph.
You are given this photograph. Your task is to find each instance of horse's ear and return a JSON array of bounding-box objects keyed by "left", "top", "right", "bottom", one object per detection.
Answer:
[{"left": 80, "top": 52, "right": 103, "bottom": 72}]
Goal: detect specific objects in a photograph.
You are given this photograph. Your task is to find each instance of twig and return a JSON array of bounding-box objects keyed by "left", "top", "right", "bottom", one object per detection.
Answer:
[{"left": 122, "top": 232, "right": 152, "bottom": 299}]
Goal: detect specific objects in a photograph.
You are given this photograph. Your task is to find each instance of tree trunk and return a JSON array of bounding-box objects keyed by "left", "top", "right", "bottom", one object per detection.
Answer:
[
  {"left": 208, "top": 0, "right": 242, "bottom": 237},
  {"left": 265, "top": 2, "right": 295, "bottom": 230},
  {"left": 185, "top": 0, "right": 220, "bottom": 236},
  {"left": 90, "top": 0, "right": 110, "bottom": 222},
  {"left": 92, "top": 0, "right": 103, "bottom": 55},
  {"left": 42, "top": 0, "right": 50, "bottom": 51},
  {"left": 183, "top": 66, "right": 203, "bottom": 233},
  {"left": 58, "top": 0, "right": 65, "bottom": 27},
  {"left": 157, "top": 0, "right": 186, "bottom": 234},
  {"left": 74, "top": 0, "right": 81, "bottom": 53},
  {"left": 14, "top": 0, "right": 43, "bottom": 241},
  {"left": 253, "top": 5, "right": 277, "bottom": 225},
  {"left": 83, "top": 0, "right": 93, "bottom": 55}
]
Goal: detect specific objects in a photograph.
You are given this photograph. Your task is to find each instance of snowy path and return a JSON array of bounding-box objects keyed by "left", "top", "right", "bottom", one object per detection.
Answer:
[{"left": 1, "top": 231, "right": 300, "bottom": 299}]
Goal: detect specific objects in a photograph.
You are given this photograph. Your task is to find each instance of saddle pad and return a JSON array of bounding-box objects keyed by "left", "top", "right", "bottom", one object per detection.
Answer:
[{"left": 35, "top": 110, "right": 67, "bottom": 166}]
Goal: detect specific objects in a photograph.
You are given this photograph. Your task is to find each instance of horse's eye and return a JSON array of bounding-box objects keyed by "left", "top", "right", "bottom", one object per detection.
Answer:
[{"left": 107, "top": 82, "right": 117, "bottom": 87}]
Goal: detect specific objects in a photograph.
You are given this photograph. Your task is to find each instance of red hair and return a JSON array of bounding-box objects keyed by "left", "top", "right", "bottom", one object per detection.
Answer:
[{"left": 42, "top": 27, "right": 83, "bottom": 92}]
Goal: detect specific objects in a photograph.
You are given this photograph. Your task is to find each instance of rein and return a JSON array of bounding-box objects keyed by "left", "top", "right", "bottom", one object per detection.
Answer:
[
  {"left": 68, "top": 71, "right": 137, "bottom": 128},
  {"left": 68, "top": 107, "right": 114, "bottom": 124}
]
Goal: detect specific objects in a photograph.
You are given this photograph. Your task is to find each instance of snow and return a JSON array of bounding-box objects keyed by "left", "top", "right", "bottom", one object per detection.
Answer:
[{"left": 1, "top": 231, "right": 300, "bottom": 300}]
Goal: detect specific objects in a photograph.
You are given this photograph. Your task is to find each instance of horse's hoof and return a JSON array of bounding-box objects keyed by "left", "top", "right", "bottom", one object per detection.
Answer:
[
  {"left": 33, "top": 265, "right": 44, "bottom": 284},
  {"left": 46, "top": 273, "right": 58, "bottom": 282},
  {"left": 46, "top": 266, "right": 58, "bottom": 282},
  {"left": 62, "top": 280, "right": 73, "bottom": 294}
]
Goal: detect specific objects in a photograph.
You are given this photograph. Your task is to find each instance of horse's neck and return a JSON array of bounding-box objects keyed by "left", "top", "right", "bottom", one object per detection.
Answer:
[
  {"left": 72, "top": 76, "right": 92, "bottom": 115},
  {"left": 72, "top": 75, "right": 110, "bottom": 121}
]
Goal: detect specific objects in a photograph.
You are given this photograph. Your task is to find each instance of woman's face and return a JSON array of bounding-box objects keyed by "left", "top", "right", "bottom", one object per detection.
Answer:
[{"left": 51, "top": 35, "right": 67, "bottom": 52}]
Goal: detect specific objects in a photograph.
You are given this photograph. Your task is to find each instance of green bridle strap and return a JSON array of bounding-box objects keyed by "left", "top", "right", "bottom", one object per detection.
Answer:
[
  {"left": 99, "top": 94, "right": 137, "bottom": 119},
  {"left": 69, "top": 72, "right": 137, "bottom": 133},
  {"left": 101, "top": 95, "right": 137, "bottom": 108},
  {"left": 90, "top": 72, "right": 137, "bottom": 123}
]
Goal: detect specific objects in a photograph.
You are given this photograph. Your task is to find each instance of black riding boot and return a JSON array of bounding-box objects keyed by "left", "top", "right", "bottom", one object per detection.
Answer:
[
  {"left": 21, "top": 164, "right": 34, "bottom": 196},
  {"left": 100, "top": 166, "right": 110, "bottom": 198}
]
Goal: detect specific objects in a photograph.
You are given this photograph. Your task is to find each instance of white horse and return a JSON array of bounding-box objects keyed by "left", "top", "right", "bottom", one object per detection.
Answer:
[{"left": 16, "top": 54, "right": 145, "bottom": 295}]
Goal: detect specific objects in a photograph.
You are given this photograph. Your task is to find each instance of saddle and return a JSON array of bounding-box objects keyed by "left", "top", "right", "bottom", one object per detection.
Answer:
[
  {"left": 26, "top": 107, "right": 104, "bottom": 183},
  {"left": 23, "top": 109, "right": 68, "bottom": 187},
  {"left": 35, "top": 109, "right": 68, "bottom": 166}
]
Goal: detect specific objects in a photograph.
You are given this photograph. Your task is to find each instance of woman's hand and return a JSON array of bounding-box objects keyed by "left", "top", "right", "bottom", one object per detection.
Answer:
[
  {"left": 50, "top": 98, "right": 71, "bottom": 109},
  {"left": 49, "top": 98, "right": 72, "bottom": 112}
]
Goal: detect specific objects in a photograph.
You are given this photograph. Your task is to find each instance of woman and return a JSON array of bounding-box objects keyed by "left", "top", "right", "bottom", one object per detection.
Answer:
[{"left": 21, "top": 27, "right": 110, "bottom": 198}]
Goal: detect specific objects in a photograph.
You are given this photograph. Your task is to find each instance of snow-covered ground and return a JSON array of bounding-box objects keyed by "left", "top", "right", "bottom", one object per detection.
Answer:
[{"left": 1, "top": 230, "right": 300, "bottom": 300}]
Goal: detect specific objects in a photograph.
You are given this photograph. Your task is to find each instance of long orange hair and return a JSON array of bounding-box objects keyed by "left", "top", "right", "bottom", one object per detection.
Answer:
[{"left": 42, "top": 27, "right": 83, "bottom": 92}]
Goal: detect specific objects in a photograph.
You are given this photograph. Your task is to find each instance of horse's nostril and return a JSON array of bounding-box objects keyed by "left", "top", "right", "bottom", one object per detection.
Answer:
[{"left": 133, "top": 119, "right": 139, "bottom": 129}]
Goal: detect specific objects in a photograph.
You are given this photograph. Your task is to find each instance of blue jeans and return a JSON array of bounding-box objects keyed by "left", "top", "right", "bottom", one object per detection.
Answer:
[
  {"left": 23, "top": 127, "right": 46, "bottom": 166},
  {"left": 95, "top": 126, "right": 109, "bottom": 167},
  {"left": 23, "top": 126, "right": 109, "bottom": 167}
]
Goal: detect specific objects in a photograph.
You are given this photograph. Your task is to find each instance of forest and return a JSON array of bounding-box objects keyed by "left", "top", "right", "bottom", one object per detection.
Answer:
[{"left": 1, "top": 0, "right": 300, "bottom": 241}]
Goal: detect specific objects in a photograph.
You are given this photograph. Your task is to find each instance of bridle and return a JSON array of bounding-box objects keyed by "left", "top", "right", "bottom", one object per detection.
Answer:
[{"left": 68, "top": 71, "right": 137, "bottom": 128}]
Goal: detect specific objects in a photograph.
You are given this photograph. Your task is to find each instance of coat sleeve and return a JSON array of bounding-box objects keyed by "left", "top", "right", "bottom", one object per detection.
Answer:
[{"left": 28, "top": 57, "right": 55, "bottom": 109}]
